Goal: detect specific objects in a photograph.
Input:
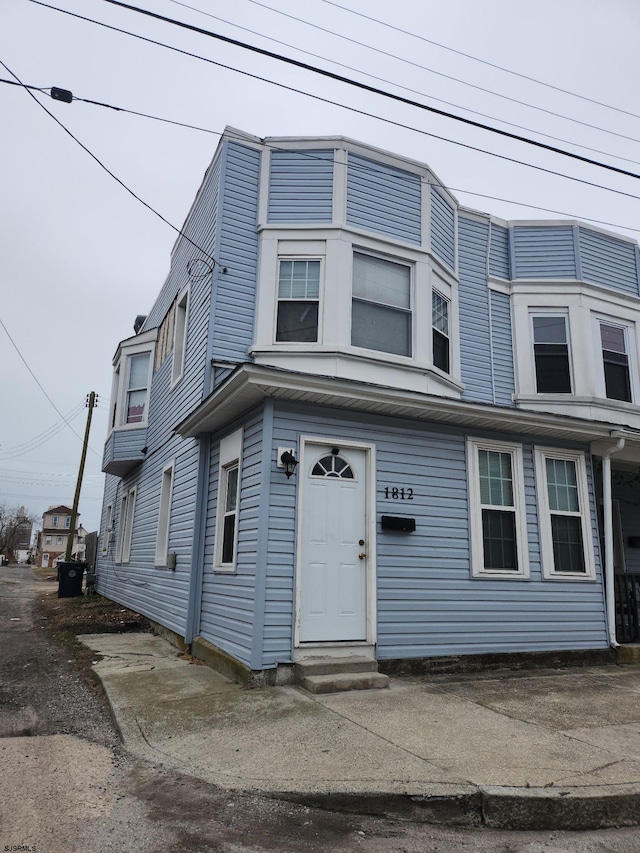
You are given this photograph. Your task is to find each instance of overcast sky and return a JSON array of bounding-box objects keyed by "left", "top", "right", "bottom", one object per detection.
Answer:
[{"left": 2, "top": 0, "right": 640, "bottom": 532}]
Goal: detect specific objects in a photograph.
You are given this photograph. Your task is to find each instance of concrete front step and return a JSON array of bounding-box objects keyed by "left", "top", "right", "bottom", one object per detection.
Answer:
[
  {"left": 295, "top": 656, "right": 378, "bottom": 678},
  {"left": 300, "top": 671, "right": 390, "bottom": 694}
]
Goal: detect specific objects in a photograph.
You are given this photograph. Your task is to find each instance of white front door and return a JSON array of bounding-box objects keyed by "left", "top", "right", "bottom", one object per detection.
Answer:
[
  {"left": 42, "top": 553, "right": 49, "bottom": 568},
  {"left": 299, "top": 445, "right": 368, "bottom": 643}
]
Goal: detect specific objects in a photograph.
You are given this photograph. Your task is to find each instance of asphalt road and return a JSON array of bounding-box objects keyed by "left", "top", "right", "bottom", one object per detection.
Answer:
[{"left": 3, "top": 564, "right": 640, "bottom": 853}]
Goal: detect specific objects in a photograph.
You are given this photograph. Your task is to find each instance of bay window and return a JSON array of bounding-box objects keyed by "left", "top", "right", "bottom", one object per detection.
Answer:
[
  {"left": 432, "top": 290, "right": 450, "bottom": 373},
  {"left": 276, "top": 259, "right": 320, "bottom": 342},
  {"left": 351, "top": 252, "right": 412, "bottom": 357},
  {"left": 532, "top": 314, "right": 571, "bottom": 394},
  {"left": 600, "top": 322, "right": 631, "bottom": 402}
]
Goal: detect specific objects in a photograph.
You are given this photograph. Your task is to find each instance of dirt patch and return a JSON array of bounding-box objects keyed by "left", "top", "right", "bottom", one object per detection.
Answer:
[
  {"left": 35, "top": 588, "right": 152, "bottom": 636},
  {"left": 34, "top": 586, "right": 152, "bottom": 703}
]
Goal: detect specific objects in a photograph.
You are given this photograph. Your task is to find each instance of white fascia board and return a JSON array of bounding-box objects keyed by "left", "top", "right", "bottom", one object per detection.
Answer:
[
  {"left": 112, "top": 327, "right": 158, "bottom": 365},
  {"left": 175, "top": 363, "right": 635, "bottom": 444}
]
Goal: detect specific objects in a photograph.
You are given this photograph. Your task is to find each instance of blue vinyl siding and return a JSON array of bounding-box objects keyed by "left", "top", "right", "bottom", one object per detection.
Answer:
[
  {"left": 458, "top": 217, "right": 492, "bottom": 404},
  {"left": 489, "top": 223, "right": 510, "bottom": 279},
  {"left": 102, "top": 427, "right": 147, "bottom": 474},
  {"left": 265, "top": 403, "right": 607, "bottom": 665},
  {"left": 347, "top": 154, "right": 421, "bottom": 245},
  {"left": 212, "top": 142, "right": 261, "bottom": 363},
  {"left": 513, "top": 227, "right": 576, "bottom": 278},
  {"left": 268, "top": 149, "right": 334, "bottom": 223},
  {"left": 430, "top": 187, "right": 455, "bottom": 269},
  {"left": 199, "top": 412, "right": 264, "bottom": 667},
  {"left": 95, "top": 436, "right": 200, "bottom": 637},
  {"left": 578, "top": 227, "right": 639, "bottom": 296},
  {"left": 490, "top": 290, "right": 515, "bottom": 407},
  {"left": 96, "top": 145, "right": 224, "bottom": 634}
]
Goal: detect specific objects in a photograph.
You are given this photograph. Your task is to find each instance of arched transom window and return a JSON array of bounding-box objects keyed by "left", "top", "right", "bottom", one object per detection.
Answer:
[{"left": 311, "top": 453, "right": 355, "bottom": 479}]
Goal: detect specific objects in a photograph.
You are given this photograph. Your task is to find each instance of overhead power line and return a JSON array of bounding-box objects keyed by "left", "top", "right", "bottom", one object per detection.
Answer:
[
  {"left": 0, "top": 315, "right": 98, "bottom": 455},
  {"left": 95, "top": 0, "right": 640, "bottom": 183},
  {"left": 24, "top": 1, "right": 640, "bottom": 205},
  {"left": 0, "top": 57, "right": 222, "bottom": 271},
  {"left": 318, "top": 0, "right": 640, "bottom": 122},
  {"left": 4, "top": 76, "right": 640, "bottom": 234},
  {"left": 156, "top": 3, "right": 640, "bottom": 168},
  {"left": 244, "top": 0, "right": 640, "bottom": 147}
]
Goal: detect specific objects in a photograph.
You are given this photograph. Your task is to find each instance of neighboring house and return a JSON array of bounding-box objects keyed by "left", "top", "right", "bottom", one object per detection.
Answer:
[
  {"left": 36, "top": 506, "right": 84, "bottom": 568},
  {"left": 96, "top": 127, "right": 640, "bottom": 685}
]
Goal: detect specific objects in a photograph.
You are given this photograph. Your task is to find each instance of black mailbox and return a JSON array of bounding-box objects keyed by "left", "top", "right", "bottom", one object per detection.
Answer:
[{"left": 380, "top": 515, "right": 416, "bottom": 533}]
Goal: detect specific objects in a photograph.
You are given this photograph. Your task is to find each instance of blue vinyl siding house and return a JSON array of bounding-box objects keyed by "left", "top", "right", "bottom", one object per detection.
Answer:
[{"left": 96, "top": 127, "right": 640, "bottom": 684}]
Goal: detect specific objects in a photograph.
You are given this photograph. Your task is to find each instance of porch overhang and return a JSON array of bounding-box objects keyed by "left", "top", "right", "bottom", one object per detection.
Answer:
[{"left": 175, "top": 364, "right": 640, "bottom": 449}]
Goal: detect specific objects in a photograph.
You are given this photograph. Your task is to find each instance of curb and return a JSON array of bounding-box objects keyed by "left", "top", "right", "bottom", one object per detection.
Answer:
[{"left": 273, "top": 784, "right": 640, "bottom": 831}]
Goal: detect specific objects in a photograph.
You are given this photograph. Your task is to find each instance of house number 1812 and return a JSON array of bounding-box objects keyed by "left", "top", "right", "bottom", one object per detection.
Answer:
[{"left": 384, "top": 487, "right": 414, "bottom": 500}]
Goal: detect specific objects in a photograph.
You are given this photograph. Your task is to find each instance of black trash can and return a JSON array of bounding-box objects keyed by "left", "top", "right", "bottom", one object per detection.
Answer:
[{"left": 57, "top": 561, "right": 87, "bottom": 598}]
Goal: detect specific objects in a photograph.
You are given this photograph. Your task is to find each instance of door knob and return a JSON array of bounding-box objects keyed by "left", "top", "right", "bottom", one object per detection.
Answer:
[{"left": 358, "top": 552, "right": 366, "bottom": 560}]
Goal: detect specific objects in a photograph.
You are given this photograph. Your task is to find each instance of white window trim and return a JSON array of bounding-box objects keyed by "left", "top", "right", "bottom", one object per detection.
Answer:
[
  {"left": 102, "top": 503, "right": 113, "bottom": 555},
  {"left": 534, "top": 447, "right": 596, "bottom": 581},
  {"left": 53, "top": 516, "right": 59, "bottom": 527},
  {"left": 45, "top": 535, "right": 52, "bottom": 545},
  {"left": 115, "top": 486, "right": 137, "bottom": 564},
  {"left": 171, "top": 287, "right": 190, "bottom": 388},
  {"left": 467, "top": 438, "right": 529, "bottom": 579},
  {"left": 591, "top": 313, "right": 638, "bottom": 404},
  {"left": 274, "top": 256, "right": 324, "bottom": 345},
  {"left": 155, "top": 462, "right": 174, "bottom": 566},
  {"left": 214, "top": 428, "right": 243, "bottom": 573}
]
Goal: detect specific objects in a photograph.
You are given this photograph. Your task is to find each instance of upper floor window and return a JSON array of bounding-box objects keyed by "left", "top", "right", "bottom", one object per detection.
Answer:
[
  {"left": 468, "top": 438, "right": 529, "bottom": 579},
  {"left": 64, "top": 517, "right": 71, "bottom": 528},
  {"left": 276, "top": 260, "right": 320, "bottom": 342},
  {"left": 45, "top": 535, "right": 51, "bottom": 545},
  {"left": 56, "top": 535, "right": 63, "bottom": 545},
  {"left": 432, "top": 290, "right": 450, "bottom": 373},
  {"left": 532, "top": 315, "right": 571, "bottom": 393},
  {"left": 52, "top": 516, "right": 59, "bottom": 527},
  {"left": 600, "top": 322, "right": 631, "bottom": 402},
  {"left": 351, "top": 252, "right": 411, "bottom": 357},
  {"left": 125, "top": 353, "right": 150, "bottom": 424}
]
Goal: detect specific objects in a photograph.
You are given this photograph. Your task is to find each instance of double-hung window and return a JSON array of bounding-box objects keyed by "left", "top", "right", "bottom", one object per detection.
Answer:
[
  {"left": 171, "top": 289, "right": 189, "bottom": 386},
  {"left": 600, "top": 322, "right": 631, "bottom": 402},
  {"left": 276, "top": 260, "right": 320, "bottom": 342},
  {"left": 535, "top": 448, "right": 594, "bottom": 579},
  {"left": 125, "top": 354, "right": 150, "bottom": 424},
  {"left": 155, "top": 463, "right": 174, "bottom": 566},
  {"left": 468, "top": 439, "right": 529, "bottom": 578},
  {"left": 532, "top": 315, "right": 572, "bottom": 393},
  {"left": 214, "top": 428, "right": 243, "bottom": 572},
  {"left": 102, "top": 503, "right": 113, "bottom": 555},
  {"left": 432, "top": 290, "right": 450, "bottom": 373},
  {"left": 351, "top": 252, "right": 412, "bottom": 357},
  {"left": 116, "top": 486, "right": 137, "bottom": 564}
]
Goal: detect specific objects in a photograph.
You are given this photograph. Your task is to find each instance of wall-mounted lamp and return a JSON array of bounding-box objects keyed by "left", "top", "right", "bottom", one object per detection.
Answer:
[{"left": 279, "top": 449, "right": 299, "bottom": 479}]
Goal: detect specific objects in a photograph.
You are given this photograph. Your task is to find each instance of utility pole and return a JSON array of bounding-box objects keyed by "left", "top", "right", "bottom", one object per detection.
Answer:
[{"left": 65, "top": 392, "right": 97, "bottom": 562}]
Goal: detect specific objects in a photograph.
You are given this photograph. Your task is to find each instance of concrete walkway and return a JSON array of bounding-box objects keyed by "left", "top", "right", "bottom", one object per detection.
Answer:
[{"left": 79, "top": 632, "right": 640, "bottom": 831}]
